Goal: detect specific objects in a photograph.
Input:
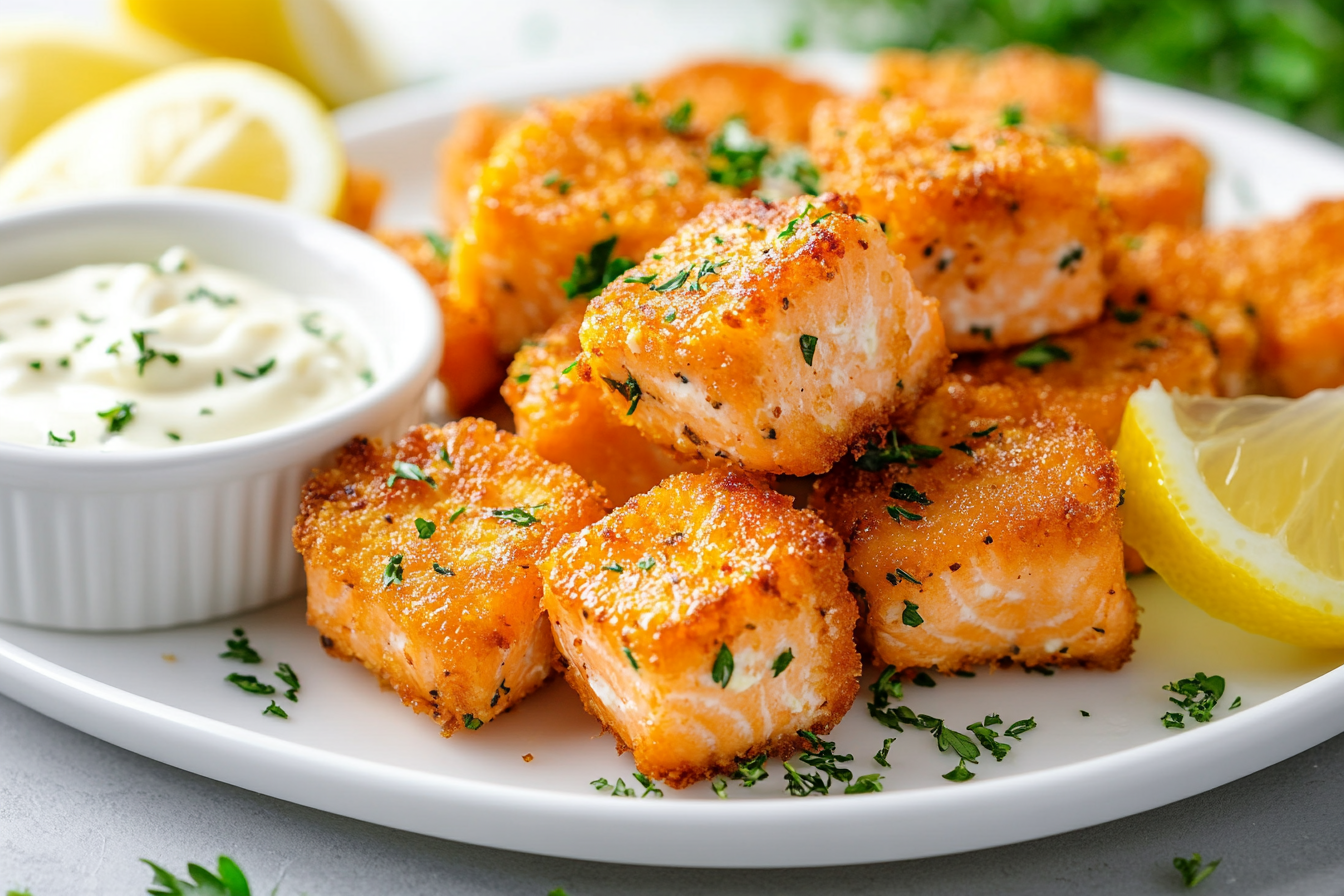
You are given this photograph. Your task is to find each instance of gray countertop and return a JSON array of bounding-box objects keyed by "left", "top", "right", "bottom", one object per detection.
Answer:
[{"left": 2, "top": 692, "right": 1342, "bottom": 895}]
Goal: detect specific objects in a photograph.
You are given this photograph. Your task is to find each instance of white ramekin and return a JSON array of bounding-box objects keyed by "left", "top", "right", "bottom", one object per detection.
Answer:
[{"left": 0, "top": 192, "right": 441, "bottom": 631}]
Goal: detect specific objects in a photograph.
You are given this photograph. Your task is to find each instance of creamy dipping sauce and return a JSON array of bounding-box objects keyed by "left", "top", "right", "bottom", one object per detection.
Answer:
[{"left": 0, "top": 247, "right": 373, "bottom": 450}]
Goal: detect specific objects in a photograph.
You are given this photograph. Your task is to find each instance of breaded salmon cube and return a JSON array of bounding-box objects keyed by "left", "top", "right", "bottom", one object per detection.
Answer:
[
  {"left": 1097, "top": 136, "right": 1209, "bottom": 233},
  {"left": 812, "top": 99, "right": 1105, "bottom": 352},
  {"left": 648, "top": 59, "right": 836, "bottom": 146},
  {"left": 293, "top": 419, "right": 609, "bottom": 735},
  {"left": 812, "top": 416, "right": 1136, "bottom": 673},
  {"left": 375, "top": 229, "right": 505, "bottom": 415},
  {"left": 579, "top": 193, "right": 949, "bottom": 476},
  {"left": 437, "top": 105, "right": 514, "bottom": 235},
  {"left": 874, "top": 45, "right": 1100, "bottom": 141},
  {"left": 541, "top": 469, "right": 861, "bottom": 787},
  {"left": 502, "top": 306, "right": 700, "bottom": 504},
  {"left": 336, "top": 167, "right": 385, "bottom": 232},
  {"left": 453, "top": 89, "right": 740, "bottom": 355},
  {"left": 916, "top": 309, "right": 1218, "bottom": 448}
]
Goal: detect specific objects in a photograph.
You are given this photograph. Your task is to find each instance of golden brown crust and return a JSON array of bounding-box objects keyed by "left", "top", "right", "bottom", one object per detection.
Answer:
[
  {"left": 579, "top": 192, "right": 948, "bottom": 476},
  {"left": 874, "top": 44, "right": 1100, "bottom": 141},
  {"left": 812, "top": 98, "right": 1105, "bottom": 350},
  {"left": 812, "top": 416, "right": 1136, "bottom": 673},
  {"left": 502, "top": 306, "right": 701, "bottom": 503},
  {"left": 437, "top": 105, "right": 515, "bottom": 235},
  {"left": 375, "top": 230, "right": 506, "bottom": 415},
  {"left": 541, "top": 469, "right": 861, "bottom": 787},
  {"left": 294, "top": 419, "right": 609, "bottom": 735},
  {"left": 648, "top": 59, "right": 837, "bottom": 146},
  {"left": 452, "top": 89, "right": 741, "bottom": 355},
  {"left": 1098, "top": 135, "right": 1209, "bottom": 233}
]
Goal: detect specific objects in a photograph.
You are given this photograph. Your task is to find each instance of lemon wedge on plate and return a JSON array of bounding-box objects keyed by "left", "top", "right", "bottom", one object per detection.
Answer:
[
  {"left": 0, "top": 24, "right": 193, "bottom": 165},
  {"left": 118, "top": 0, "right": 391, "bottom": 107},
  {"left": 0, "top": 59, "right": 346, "bottom": 216},
  {"left": 1117, "top": 384, "right": 1344, "bottom": 646}
]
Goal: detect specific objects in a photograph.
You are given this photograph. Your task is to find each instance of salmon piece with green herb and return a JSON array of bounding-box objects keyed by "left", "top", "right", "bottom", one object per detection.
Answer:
[
  {"left": 648, "top": 59, "right": 836, "bottom": 146},
  {"left": 812, "top": 98, "right": 1105, "bottom": 352},
  {"left": 541, "top": 469, "right": 860, "bottom": 788},
  {"left": 502, "top": 306, "right": 700, "bottom": 504},
  {"left": 579, "top": 192, "right": 948, "bottom": 476},
  {"left": 873, "top": 45, "right": 1100, "bottom": 141},
  {"left": 293, "top": 419, "right": 608, "bottom": 735},
  {"left": 1097, "top": 135, "right": 1209, "bottom": 234},
  {"left": 812, "top": 415, "right": 1136, "bottom": 674}
]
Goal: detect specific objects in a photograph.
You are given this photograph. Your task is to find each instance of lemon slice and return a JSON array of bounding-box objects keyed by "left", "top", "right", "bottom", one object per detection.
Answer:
[
  {"left": 118, "top": 0, "right": 391, "bottom": 107},
  {"left": 0, "top": 24, "right": 193, "bottom": 166},
  {"left": 0, "top": 59, "right": 346, "bottom": 215},
  {"left": 1116, "top": 384, "right": 1344, "bottom": 647}
]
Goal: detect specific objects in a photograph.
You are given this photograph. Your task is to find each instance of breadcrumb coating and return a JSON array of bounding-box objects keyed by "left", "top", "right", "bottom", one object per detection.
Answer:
[
  {"left": 294, "top": 419, "right": 609, "bottom": 735},
  {"left": 541, "top": 469, "right": 860, "bottom": 787},
  {"left": 1098, "top": 135, "right": 1209, "bottom": 233},
  {"left": 649, "top": 59, "right": 836, "bottom": 146},
  {"left": 579, "top": 193, "right": 948, "bottom": 476},
  {"left": 437, "top": 104, "right": 515, "bottom": 236}
]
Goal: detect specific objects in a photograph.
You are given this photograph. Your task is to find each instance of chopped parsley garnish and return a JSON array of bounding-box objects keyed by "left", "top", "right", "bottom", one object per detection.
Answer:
[
  {"left": 415, "top": 517, "right": 436, "bottom": 539},
  {"left": 623, "top": 647, "right": 639, "bottom": 670},
  {"left": 690, "top": 258, "right": 725, "bottom": 291},
  {"left": 226, "top": 673, "right": 275, "bottom": 695},
  {"left": 1162, "top": 712, "right": 1186, "bottom": 729},
  {"left": 1081, "top": 710, "right": 1091, "bottom": 717},
  {"left": 215, "top": 370, "right": 224, "bottom": 387},
  {"left": 949, "top": 141, "right": 972, "bottom": 152},
  {"left": 600, "top": 372, "right": 642, "bottom": 415},
  {"left": 796, "top": 729, "right": 854, "bottom": 791},
  {"left": 220, "top": 628, "right": 262, "bottom": 664},
  {"left": 433, "top": 563, "right": 454, "bottom": 576},
  {"left": 845, "top": 773, "right": 884, "bottom": 794},
  {"left": 386, "top": 461, "right": 436, "bottom": 489},
  {"left": 856, "top": 431, "right": 942, "bottom": 471},
  {"left": 777, "top": 212, "right": 807, "bottom": 241},
  {"left": 663, "top": 170, "right": 679, "bottom": 187},
  {"left": 625, "top": 273, "right": 657, "bottom": 285},
  {"left": 164, "top": 431, "right": 181, "bottom": 442},
  {"left": 1058, "top": 244, "right": 1086, "bottom": 271},
  {"left": 799, "top": 333, "right": 818, "bottom": 366},
  {"left": 424, "top": 231, "right": 451, "bottom": 260},
  {"left": 1000, "top": 103, "right": 1025, "bottom": 126},
  {"left": 142, "top": 855, "right": 252, "bottom": 896},
  {"left": 772, "top": 648, "right": 794, "bottom": 677},
  {"left": 47, "top": 430, "right": 75, "bottom": 446},
  {"left": 1173, "top": 854, "right": 1221, "bottom": 888},
  {"left": 591, "top": 777, "right": 635, "bottom": 797},
  {"left": 304, "top": 314, "right": 326, "bottom": 338},
  {"left": 360, "top": 369, "right": 374, "bottom": 385},
  {"left": 969, "top": 324, "right": 994, "bottom": 341},
  {"left": 1230, "top": 696, "right": 1242, "bottom": 709},
  {"left": 131, "top": 329, "right": 180, "bottom": 376},
  {"left": 232, "top": 358, "right": 276, "bottom": 380},
  {"left": 632, "top": 771, "right": 664, "bottom": 798},
  {"left": 263, "top": 700, "right": 289, "bottom": 719},
  {"left": 971, "top": 425, "right": 999, "bottom": 439},
  {"left": 1102, "top": 146, "right": 1129, "bottom": 164},
  {"left": 561, "top": 236, "right": 636, "bottom": 300},
  {"left": 1112, "top": 305, "right": 1142, "bottom": 323},
  {"left": 631, "top": 84, "right": 650, "bottom": 105},
  {"left": 514, "top": 372, "right": 532, "bottom": 384},
  {"left": 560, "top": 359, "right": 580, "bottom": 376},
  {"left": 874, "top": 737, "right": 896, "bottom": 767},
  {"left": 711, "top": 643, "right": 734, "bottom": 688},
  {"left": 732, "top": 753, "right": 769, "bottom": 787},
  {"left": 712, "top": 778, "right": 728, "bottom": 799},
  {"left": 28, "top": 360, "right": 41, "bottom": 371},
  {"left": 381, "top": 553, "right": 404, "bottom": 587},
  {"left": 462, "top": 713, "right": 483, "bottom": 730},
  {"left": 185, "top": 285, "right": 238, "bottom": 307},
  {"left": 1014, "top": 340, "right": 1072, "bottom": 372},
  {"left": 887, "top": 568, "right": 921, "bottom": 586},
  {"left": 889, "top": 482, "right": 931, "bottom": 505},
  {"left": 1163, "top": 672, "right": 1225, "bottom": 723},
  {"left": 78, "top": 311, "right": 105, "bottom": 325},
  {"left": 1135, "top": 338, "right": 1164, "bottom": 350},
  {"left": 603, "top": 564, "right": 624, "bottom": 573},
  {"left": 664, "top": 311, "right": 676, "bottom": 322},
  {"left": 782, "top": 760, "right": 828, "bottom": 797},
  {"left": 943, "top": 760, "right": 976, "bottom": 782},
  {"left": 274, "top": 662, "right": 300, "bottom": 701},
  {"left": 653, "top": 268, "right": 691, "bottom": 292},
  {"left": 887, "top": 504, "right": 922, "bottom": 522},
  {"left": 706, "top": 117, "right": 770, "bottom": 187},
  {"left": 449, "top": 506, "right": 466, "bottom": 523},
  {"left": 97, "top": 401, "right": 135, "bottom": 433},
  {"left": 766, "top": 147, "right": 821, "bottom": 194},
  {"left": 912, "top": 671, "right": 938, "bottom": 688},
  {"left": 663, "top": 100, "right": 693, "bottom": 134},
  {"left": 492, "top": 506, "right": 541, "bottom": 526},
  {"left": 636, "top": 556, "right": 656, "bottom": 571},
  {"left": 541, "top": 170, "right": 572, "bottom": 194},
  {"left": 902, "top": 600, "right": 924, "bottom": 627},
  {"left": 950, "top": 441, "right": 974, "bottom": 456}
]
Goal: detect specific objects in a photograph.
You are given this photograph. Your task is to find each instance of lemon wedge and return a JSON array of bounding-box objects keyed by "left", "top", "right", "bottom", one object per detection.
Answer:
[
  {"left": 0, "top": 24, "right": 193, "bottom": 166},
  {"left": 0, "top": 59, "right": 346, "bottom": 216},
  {"left": 118, "top": 0, "right": 391, "bottom": 107},
  {"left": 1116, "top": 384, "right": 1344, "bottom": 647}
]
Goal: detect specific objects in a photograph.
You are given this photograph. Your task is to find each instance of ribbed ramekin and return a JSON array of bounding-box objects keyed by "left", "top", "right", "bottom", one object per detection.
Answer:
[{"left": 0, "top": 193, "right": 441, "bottom": 630}]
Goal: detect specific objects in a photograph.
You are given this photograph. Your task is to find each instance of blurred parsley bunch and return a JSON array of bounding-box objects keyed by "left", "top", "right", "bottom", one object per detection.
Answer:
[{"left": 795, "top": 0, "right": 1344, "bottom": 140}]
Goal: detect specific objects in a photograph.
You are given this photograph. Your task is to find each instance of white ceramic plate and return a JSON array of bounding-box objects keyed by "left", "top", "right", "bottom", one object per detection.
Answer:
[{"left": 3, "top": 53, "right": 1344, "bottom": 869}]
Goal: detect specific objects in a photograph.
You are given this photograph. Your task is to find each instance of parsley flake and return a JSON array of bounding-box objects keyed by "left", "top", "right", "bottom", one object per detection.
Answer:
[
  {"left": 263, "top": 700, "right": 289, "bottom": 719},
  {"left": 799, "top": 333, "right": 818, "bottom": 366},
  {"left": 732, "top": 754, "right": 768, "bottom": 787},
  {"left": 636, "top": 556, "right": 656, "bottom": 571},
  {"left": 1162, "top": 712, "right": 1185, "bottom": 729},
  {"left": 141, "top": 856, "right": 253, "bottom": 896},
  {"left": 220, "top": 628, "right": 262, "bottom": 664},
  {"left": 969, "top": 324, "right": 994, "bottom": 341},
  {"left": 782, "top": 760, "right": 828, "bottom": 797},
  {"left": 623, "top": 647, "right": 639, "bottom": 670},
  {"left": 874, "top": 737, "right": 896, "bottom": 767},
  {"left": 913, "top": 672, "right": 937, "bottom": 688},
  {"left": 463, "top": 713, "right": 483, "bottom": 730},
  {"left": 1014, "top": 340, "right": 1072, "bottom": 372},
  {"left": 887, "top": 568, "right": 921, "bottom": 586},
  {"left": 887, "top": 504, "right": 922, "bottom": 522},
  {"left": 386, "top": 461, "right": 436, "bottom": 489},
  {"left": 415, "top": 518, "right": 436, "bottom": 539},
  {"left": 772, "top": 648, "right": 794, "bottom": 677},
  {"left": 603, "top": 564, "right": 624, "bottom": 573},
  {"left": 97, "top": 401, "right": 135, "bottom": 433},
  {"left": 561, "top": 236, "right": 636, "bottom": 300},
  {"left": 943, "top": 759, "right": 976, "bottom": 782},
  {"left": 712, "top": 778, "right": 728, "bottom": 799},
  {"left": 232, "top": 358, "right": 276, "bottom": 380},
  {"left": 600, "top": 372, "right": 642, "bottom": 415},
  {"left": 633, "top": 771, "right": 664, "bottom": 798},
  {"left": 492, "top": 506, "right": 540, "bottom": 526},
  {"left": 653, "top": 268, "right": 691, "bottom": 292},
  {"left": 1058, "top": 244, "right": 1086, "bottom": 271},
  {"left": 1163, "top": 672, "right": 1225, "bottom": 723},
  {"left": 424, "top": 231, "right": 451, "bottom": 260},
  {"left": 845, "top": 773, "right": 884, "bottom": 794},
  {"left": 1173, "top": 854, "right": 1221, "bottom": 888},
  {"left": 433, "top": 563, "right": 454, "bottom": 576},
  {"left": 381, "top": 553, "right": 404, "bottom": 587},
  {"left": 449, "top": 506, "right": 466, "bottom": 523},
  {"left": 902, "top": 600, "right": 924, "bottom": 627},
  {"left": 226, "top": 673, "right": 275, "bottom": 695},
  {"left": 707, "top": 118, "right": 770, "bottom": 187},
  {"left": 185, "top": 285, "right": 237, "bottom": 307},
  {"left": 663, "top": 100, "right": 693, "bottom": 134},
  {"left": 711, "top": 643, "right": 734, "bottom": 688},
  {"left": 856, "top": 431, "right": 942, "bottom": 470},
  {"left": 1000, "top": 104, "right": 1024, "bottom": 126},
  {"left": 47, "top": 430, "right": 76, "bottom": 446},
  {"left": 889, "top": 482, "right": 931, "bottom": 505}
]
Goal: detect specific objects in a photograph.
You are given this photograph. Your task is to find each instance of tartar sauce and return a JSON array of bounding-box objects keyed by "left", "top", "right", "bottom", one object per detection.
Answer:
[{"left": 0, "top": 247, "right": 374, "bottom": 450}]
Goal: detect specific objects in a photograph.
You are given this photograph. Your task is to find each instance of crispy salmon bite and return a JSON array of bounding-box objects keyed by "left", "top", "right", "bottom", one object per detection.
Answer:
[
  {"left": 812, "top": 416, "right": 1136, "bottom": 674},
  {"left": 579, "top": 193, "right": 949, "bottom": 476},
  {"left": 1097, "top": 135, "right": 1209, "bottom": 233},
  {"left": 293, "top": 419, "right": 609, "bottom": 735},
  {"left": 647, "top": 59, "right": 836, "bottom": 146},
  {"left": 503, "top": 306, "right": 700, "bottom": 504},
  {"left": 452, "top": 89, "right": 740, "bottom": 355},
  {"left": 812, "top": 99, "right": 1106, "bottom": 352},
  {"left": 540, "top": 469, "right": 861, "bottom": 788}
]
